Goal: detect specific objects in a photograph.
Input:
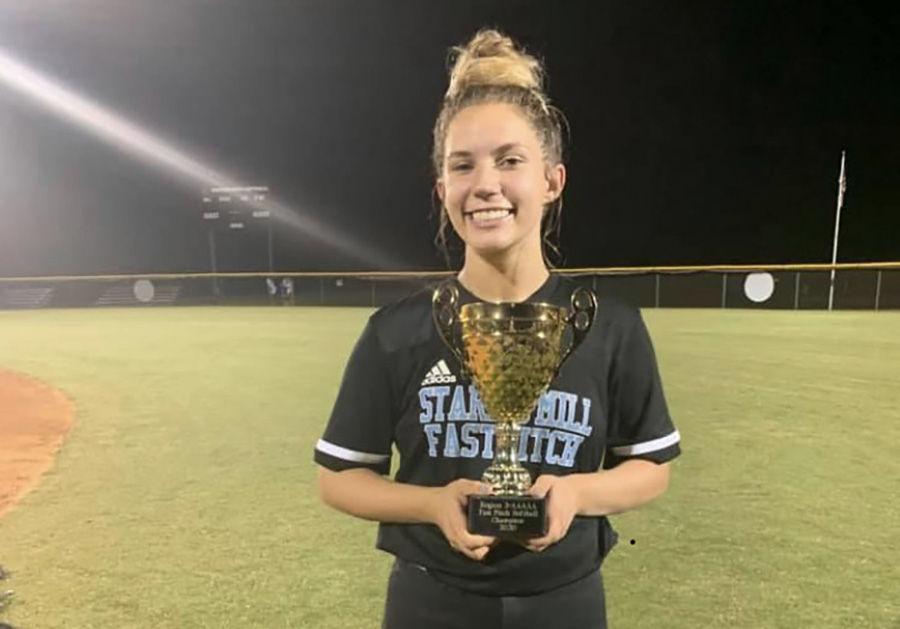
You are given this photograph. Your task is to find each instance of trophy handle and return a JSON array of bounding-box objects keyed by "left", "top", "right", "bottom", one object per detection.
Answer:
[
  {"left": 558, "top": 286, "right": 597, "bottom": 374},
  {"left": 432, "top": 281, "right": 469, "bottom": 379}
]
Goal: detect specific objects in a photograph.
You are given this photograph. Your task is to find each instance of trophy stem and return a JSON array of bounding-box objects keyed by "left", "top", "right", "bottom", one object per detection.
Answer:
[
  {"left": 495, "top": 422, "right": 520, "bottom": 467},
  {"left": 482, "top": 422, "right": 532, "bottom": 496}
]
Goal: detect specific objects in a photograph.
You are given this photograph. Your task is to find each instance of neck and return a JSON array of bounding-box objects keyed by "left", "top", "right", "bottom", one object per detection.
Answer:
[{"left": 457, "top": 240, "right": 549, "bottom": 303}]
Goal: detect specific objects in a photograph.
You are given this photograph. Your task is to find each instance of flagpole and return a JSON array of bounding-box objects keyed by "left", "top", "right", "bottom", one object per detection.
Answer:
[{"left": 827, "top": 150, "right": 847, "bottom": 311}]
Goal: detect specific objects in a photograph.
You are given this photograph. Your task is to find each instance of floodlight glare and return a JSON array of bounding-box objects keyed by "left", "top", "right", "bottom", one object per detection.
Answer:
[{"left": 0, "top": 47, "right": 404, "bottom": 269}]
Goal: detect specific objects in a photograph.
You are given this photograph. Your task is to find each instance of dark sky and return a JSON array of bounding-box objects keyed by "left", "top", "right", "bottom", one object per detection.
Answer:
[{"left": 0, "top": 0, "right": 896, "bottom": 276}]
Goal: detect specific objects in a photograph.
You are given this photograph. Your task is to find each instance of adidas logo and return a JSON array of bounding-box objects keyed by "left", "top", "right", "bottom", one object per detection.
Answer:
[{"left": 421, "top": 359, "right": 457, "bottom": 386}]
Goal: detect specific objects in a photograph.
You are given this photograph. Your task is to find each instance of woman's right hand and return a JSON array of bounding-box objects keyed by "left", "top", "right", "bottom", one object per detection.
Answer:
[{"left": 427, "top": 479, "right": 497, "bottom": 561}]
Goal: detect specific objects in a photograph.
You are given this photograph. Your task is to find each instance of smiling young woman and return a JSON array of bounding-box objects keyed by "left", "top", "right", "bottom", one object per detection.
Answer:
[
  {"left": 315, "top": 29, "right": 681, "bottom": 629},
  {"left": 433, "top": 31, "right": 567, "bottom": 303},
  {"left": 437, "top": 101, "right": 563, "bottom": 300}
]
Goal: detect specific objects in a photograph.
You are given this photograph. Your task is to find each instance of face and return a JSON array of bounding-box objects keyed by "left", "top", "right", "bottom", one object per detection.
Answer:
[{"left": 436, "top": 102, "right": 565, "bottom": 260}]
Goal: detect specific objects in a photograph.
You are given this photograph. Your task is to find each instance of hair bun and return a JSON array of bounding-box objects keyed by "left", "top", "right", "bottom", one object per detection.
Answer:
[{"left": 445, "top": 29, "right": 544, "bottom": 100}]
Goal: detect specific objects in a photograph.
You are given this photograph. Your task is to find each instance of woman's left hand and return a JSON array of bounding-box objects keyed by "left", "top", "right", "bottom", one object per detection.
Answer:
[{"left": 523, "top": 474, "right": 580, "bottom": 552}]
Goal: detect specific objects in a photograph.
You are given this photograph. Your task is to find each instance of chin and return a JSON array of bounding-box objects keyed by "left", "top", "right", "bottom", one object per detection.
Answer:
[
  {"left": 464, "top": 227, "right": 541, "bottom": 259},
  {"left": 467, "top": 238, "right": 517, "bottom": 258}
]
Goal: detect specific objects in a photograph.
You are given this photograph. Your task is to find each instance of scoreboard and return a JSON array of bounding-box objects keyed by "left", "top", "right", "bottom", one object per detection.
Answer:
[
  {"left": 201, "top": 186, "right": 271, "bottom": 229},
  {"left": 201, "top": 185, "right": 275, "bottom": 287}
]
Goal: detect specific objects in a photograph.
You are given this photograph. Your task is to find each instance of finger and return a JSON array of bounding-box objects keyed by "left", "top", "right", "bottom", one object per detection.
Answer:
[
  {"left": 524, "top": 534, "right": 553, "bottom": 551},
  {"left": 461, "top": 533, "right": 497, "bottom": 548},
  {"left": 525, "top": 521, "right": 564, "bottom": 551},
  {"left": 527, "top": 536, "right": 559, "bottom": 552},
  {"left": 455, "top": 542, "right": 491, "bottom": 561},
  {"left": 546, "top": 520, "right": 566, "bottom": 545},
  {"left": 470, "top": 546, "right": 491, "bottom": 561},
  {"left": 464, "top": 481, "right": 494, "bottom": 496},
  {"left": 454, "top": 480, "right": 489, "bottom": 502},
  {"left": 446, "top": 525, "right": 495, "bottom": 549},
  {"left": 457, "top": 479, "right": 486, "bottom": 492},
  {"left": 528, "top": 476, "right": 553, "bottom": 499},
  {"left": 532, "top": 516, "right": 574, "bottom": 550}
]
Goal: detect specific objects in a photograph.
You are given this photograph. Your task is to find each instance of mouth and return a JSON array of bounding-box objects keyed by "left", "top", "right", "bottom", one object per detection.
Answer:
[{"left": 463, "top": 207, "right": 516, "bottom": 225}]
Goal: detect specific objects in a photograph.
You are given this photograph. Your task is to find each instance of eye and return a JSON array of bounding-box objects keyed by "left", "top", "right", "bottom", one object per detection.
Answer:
[
  {"left": 498, "top": 156, "right": 524, "bottom": 168},
  {"left": 449, "top": 162, "right": 473, "bottom": 172}
]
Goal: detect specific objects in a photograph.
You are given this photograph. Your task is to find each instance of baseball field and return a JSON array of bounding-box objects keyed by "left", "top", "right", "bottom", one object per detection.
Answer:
[{"left": 0, "top": 306, "right": 897, "bottom": 628}]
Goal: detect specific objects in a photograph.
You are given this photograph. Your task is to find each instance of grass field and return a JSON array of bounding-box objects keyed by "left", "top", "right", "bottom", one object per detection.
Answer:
[{"left": 0, "top": 306, "right": 897, "bottom": 628}]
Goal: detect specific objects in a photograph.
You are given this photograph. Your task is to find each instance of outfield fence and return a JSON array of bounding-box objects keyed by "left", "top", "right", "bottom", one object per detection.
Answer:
[{"left": 1, "top": 262, "right": 898, "bottom": 310}]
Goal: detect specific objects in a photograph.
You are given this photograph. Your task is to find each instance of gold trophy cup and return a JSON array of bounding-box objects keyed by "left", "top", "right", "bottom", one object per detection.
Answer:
[{"left": 432, "top": 281, "right": 597, "bottom": 538}]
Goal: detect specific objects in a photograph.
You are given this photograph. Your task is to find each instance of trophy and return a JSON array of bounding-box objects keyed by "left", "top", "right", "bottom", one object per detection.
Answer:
[{"left": 432, "top": 281, "right": 597, "bottom": 539}]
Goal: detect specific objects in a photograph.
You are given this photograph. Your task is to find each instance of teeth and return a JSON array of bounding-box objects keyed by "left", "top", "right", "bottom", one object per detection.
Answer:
[{"left": 469, "top": 209, "right": 512, "bottom": 221}]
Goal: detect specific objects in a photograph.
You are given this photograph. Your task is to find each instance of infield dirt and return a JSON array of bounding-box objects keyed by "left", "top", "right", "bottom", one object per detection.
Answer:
[{"left": 0, "top": 370, "right": 74, "bottom": 520}]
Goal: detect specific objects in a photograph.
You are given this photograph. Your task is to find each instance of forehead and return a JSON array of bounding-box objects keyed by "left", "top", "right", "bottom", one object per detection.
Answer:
[{"left": 444, "top": 102, "right": 541, "bottom": 154}]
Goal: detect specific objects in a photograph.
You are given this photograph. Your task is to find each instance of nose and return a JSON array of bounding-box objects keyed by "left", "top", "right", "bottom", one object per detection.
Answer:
[{"left": 472, "top": 162, "right": 502, "bottom": 201}]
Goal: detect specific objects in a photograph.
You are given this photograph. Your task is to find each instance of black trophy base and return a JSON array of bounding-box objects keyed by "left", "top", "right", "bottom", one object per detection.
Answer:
[{"left": 467, "top": 495, "right": 547, "bottom": 539}]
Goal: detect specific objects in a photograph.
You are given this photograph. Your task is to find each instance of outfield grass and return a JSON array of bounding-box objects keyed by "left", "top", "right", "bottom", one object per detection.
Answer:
[{"left": 0, "top": 307, "right": 897, "bottom": 628}]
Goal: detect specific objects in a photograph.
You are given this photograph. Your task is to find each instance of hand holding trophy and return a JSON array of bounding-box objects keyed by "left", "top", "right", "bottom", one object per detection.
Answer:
[{"left": 432, "top": 281, "right": 597, "bottom": 539}]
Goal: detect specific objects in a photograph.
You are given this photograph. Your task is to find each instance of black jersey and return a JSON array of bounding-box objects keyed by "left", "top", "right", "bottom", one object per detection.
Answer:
[{"left": 314, "top": 274, "right": 681, "bottom": 596}]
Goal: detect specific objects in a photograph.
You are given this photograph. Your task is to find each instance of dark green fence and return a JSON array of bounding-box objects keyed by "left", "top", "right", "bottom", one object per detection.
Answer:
[{"left": 1, "top": 265, "right": 898, "bottom": 311}]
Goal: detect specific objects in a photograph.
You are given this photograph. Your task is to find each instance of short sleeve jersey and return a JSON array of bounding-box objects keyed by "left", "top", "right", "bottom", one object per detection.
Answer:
[{"left": 314, "top": 274, "right": 681, "bottom": 596}]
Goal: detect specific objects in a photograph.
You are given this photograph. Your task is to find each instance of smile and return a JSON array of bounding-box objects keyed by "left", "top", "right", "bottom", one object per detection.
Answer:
[{"left": 464, "top": 208, "right": 515, "bottom": 223}]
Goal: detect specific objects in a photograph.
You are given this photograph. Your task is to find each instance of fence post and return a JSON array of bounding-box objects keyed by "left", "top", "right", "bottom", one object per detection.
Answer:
[
  {"left": 319, "top": 277, "right": 325, "bottom": 306},
  {"left": 208, "top": 229, "right": 219, "bottom": 302},
  {"left": 875, "top": 270, "right": 882, "bottom": 312},
  {"left": 371, "top": 281, "right": 376, "bottom": 308},
  {"left": 721, "top": 273, "right": 727, "bottom": 309},
  {"left": 654, "top": 274, "right": 660, "bottom": 308},
  {"left": 793, "top": 271, "right": 801, "bottom": 310}
]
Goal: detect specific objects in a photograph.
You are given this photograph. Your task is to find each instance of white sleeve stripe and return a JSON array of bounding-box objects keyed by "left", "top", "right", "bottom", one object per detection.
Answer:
[
  {"left": 610, "top": 430, "right": 680, "bottom": 456},
  {"left": 316, "top": 439, "right": 390, "bottom": 464}
]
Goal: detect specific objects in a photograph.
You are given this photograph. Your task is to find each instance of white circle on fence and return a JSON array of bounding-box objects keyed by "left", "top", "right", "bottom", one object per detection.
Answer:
[
  {"left": 744, "top": 273, "right": 774, "bottom": 303},
  {"left": 133, "top": 279, "right": 155, "bottom": 303}
]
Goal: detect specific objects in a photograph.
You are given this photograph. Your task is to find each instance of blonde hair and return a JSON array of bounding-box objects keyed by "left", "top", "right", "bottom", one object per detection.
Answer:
[{"left": 432, "top": 29, "right": 568, "bottom": 267}]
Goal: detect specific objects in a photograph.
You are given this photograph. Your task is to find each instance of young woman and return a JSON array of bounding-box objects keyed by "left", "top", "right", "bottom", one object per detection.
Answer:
[{"left": 315, "top": 29, "right": 681, "bottom": 629}]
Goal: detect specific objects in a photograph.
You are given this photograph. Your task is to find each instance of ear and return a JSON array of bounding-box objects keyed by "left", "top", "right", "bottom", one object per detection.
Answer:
[
  {"left": 435, "top": 179, "right": 446, "bottom": 204},
  {"left": 544, "top": 163, "right": 566, "bottom": 203}
]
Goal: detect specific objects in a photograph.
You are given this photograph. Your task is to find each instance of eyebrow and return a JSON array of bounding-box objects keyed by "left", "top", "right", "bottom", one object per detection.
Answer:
[{"left": 447, "top": 143, "right": 528, "bottom": 160}]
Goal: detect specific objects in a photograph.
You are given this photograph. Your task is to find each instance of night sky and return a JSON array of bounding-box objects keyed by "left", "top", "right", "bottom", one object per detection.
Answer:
[{"left": 0, "top": 1, "right": 896, "bottom": 277}]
